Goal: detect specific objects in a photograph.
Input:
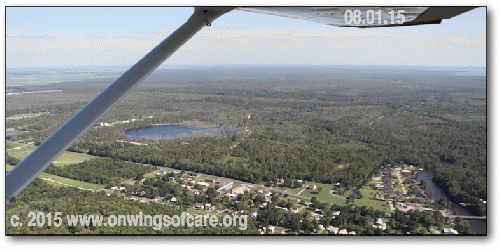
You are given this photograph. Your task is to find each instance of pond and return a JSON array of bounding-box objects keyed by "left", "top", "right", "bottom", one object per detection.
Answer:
[{"left": 125, "top": 125, "right": 233, "bottom": 141}]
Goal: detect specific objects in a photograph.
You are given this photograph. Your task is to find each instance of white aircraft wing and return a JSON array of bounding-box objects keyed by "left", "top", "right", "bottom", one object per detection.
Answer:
[{"left": 238, "top": 7, "right": 478, "bottom": 27}]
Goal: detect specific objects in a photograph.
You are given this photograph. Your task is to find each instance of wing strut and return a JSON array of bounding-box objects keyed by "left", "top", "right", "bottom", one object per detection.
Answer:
[{"left": 6, "top": 7, "right": 234, "bottom": 204}]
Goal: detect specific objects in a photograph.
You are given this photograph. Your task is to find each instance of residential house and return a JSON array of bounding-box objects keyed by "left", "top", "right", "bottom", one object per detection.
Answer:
[
  {"left": 326, "top": 226, "right": 339, "bottom": 234},
  {"left": 443, "top": 228, "right": 459, "bottom": 235}
]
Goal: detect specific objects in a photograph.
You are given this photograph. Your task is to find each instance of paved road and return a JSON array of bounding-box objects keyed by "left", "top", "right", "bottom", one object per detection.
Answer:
[{"left": 394, "top": 168, "right": 407, "bottom": 195}]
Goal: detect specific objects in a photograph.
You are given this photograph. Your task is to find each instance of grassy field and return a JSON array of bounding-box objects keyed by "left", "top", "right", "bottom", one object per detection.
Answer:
[
  {"left": 6, "top": 112, "right": 49, "bottom": 120},
  {"left": 6, "top": 144, "right": 94, "bottom": 167},
  {"left": 299, "top": 182, "right": 347, "bottom": 205},
  {"left": 287, "top": 187, "right": 304, "bottom": 194},
  {"left": 6, "top": 164, "right": 105, "bottom": 190},
  {"left": 5, "top": 142, "right": 19, "bottom": 149},
  {"left": 353, "top": 185, "right": 390, "bottom": 213}
]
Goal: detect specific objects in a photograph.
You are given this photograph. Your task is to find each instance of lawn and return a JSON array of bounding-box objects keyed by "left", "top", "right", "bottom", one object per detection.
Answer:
[
  {"left": 6, "top": 164, "right": 105, "bottom": 190},
  {"left": 287, "top": 187, "right": 304, "bottom": 194},
  {"left": 299, "top": 182, "right": 346, "bottom": 205},
  {"left": 352, "top": 185, "right": 390, "bottom": 213},
  {"left": 7, "top": 145, "right": 94, "bottom": 167},
  {"left": 6, "top": 142, "right": 19, "bottom": 149}
]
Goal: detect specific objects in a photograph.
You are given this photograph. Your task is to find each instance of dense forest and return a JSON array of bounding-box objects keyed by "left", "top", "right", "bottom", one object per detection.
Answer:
[{"left": 6, "top": 66, "right": 487, "bottom": 217}]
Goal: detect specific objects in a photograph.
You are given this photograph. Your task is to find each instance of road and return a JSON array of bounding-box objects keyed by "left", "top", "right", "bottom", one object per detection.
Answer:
[{"left": 394, "top": 168, "right": 407, "bottom": 195}]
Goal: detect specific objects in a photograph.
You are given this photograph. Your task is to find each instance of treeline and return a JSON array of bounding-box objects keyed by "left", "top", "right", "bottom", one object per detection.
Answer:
[
  {"left": 44, "top": 158, "right": 156, "bottom": 186},
  {"left": 390, "top": 209, "right": 471, "bottom": 234},
  {"left": 433, "top": 165, "right": 487, "bottom": 216}
]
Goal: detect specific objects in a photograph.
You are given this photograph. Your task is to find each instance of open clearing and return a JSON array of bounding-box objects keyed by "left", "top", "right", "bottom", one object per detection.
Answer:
[
  {"left": 299, "top": 182, "right": 347, "bottom": 205},
  {"left": 6, "top": 144, "right": 93, "bottom": 167},
  {"left": 6, "top": 164, "right": 105, "bottom": 190}
]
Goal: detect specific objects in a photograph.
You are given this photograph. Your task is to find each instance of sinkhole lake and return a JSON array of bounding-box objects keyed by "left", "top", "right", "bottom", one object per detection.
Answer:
[{"left": 125, "top": 125, "right": 235, "bottom": 141}]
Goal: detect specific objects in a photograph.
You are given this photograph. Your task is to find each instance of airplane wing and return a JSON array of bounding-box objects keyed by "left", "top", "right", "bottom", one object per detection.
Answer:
[
  {"left": 238, "top": 7, "right": 478, "bottom": 27},
  {"left": 5, "top": 6, "right": 478, "bottom": 204}
]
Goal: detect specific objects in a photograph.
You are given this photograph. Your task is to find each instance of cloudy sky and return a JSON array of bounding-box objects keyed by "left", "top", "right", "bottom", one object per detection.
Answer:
[{"left": 5, "top": 6, "right": 486, "bottom": 68}]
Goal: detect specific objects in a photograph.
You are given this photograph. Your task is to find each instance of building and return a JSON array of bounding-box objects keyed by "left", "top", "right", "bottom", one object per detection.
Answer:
[
  {"left": 326, "top": 226, "right": 339, "bottom": 234},
  {"left": 197, "top": 182, "right": 210, "bottom": 187},
  {"left": 443, "top": 228, "right": 459, "bottom": 235},
  {"left": 401, "top": 170, "right": 411, "bottom": 177}
]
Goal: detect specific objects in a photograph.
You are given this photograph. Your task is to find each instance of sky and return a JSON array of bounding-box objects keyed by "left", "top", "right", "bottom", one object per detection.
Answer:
[
  {"left": 5, "top": 7, "right": 486, "bottom": 68},
  {"left": 5, "top": 6, "right": 486, "bottom": 69}
]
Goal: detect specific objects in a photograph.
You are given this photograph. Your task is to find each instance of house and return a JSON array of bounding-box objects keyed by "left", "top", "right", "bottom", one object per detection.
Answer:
[
  {"left": 110, "top": 186, "right": 118, "bottom": 191},
  {"left": 403, "top": 177, "right": 416, "bottom": 185},
  {"left": 405, "top": 203, "right": 421, "bottom": 211},
  {"left": 412, "top": 197, "right": 428, "bottom": 204},
  {"left": 119, "top": 187, "right": 126, "bottom": 191},
  {"left": 401, "top": 170, "right": 411, "bottom": 178},
  {"left": 443, "top": 228, "right": 459, "bottom": 235},
  {"left": 388, "top": 191, "right": 401, "bottom": 199},
  {"left": 428, "top": 226, "right": 441, "bottom": 234},
  {"left": 251, "top": 212, "right": 259, "bottom": 219},
  {"left": 373, "top": 218, "right": 387, "bottom": 231},
  {"left": 170, "top": 197, "right": 177, "bottom": 203},
  {"left": 338, "top": 229, "right": 348, "bottom": 235},
  {"left": 189, "top": 189, "right": 200, "bottom": 195},
  {"left": 310, "top": 213, "right": 323, "bottom": 219},
  {"left": 326, "top": 226, "right": 339, "bottom": 234},
  {"left": 197, "top": 182, "right": 210, "bottom": 187},
  {"left": 332, "top": 189, "right": 346, "bottom": 195},
  {"left": 275, "top": 206, "right": 288, "bottom": 212},
  {"left": 289, "top": 207, "right": 300, "bottom": 214},
  {"left": 306, "top": 184, "right": 317, "bottom": 190}
]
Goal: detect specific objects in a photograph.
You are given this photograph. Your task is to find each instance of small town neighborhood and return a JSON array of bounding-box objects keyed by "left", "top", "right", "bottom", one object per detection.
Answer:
[{"left": 104, "top": 162, "right": 468, "bottom": 235}]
